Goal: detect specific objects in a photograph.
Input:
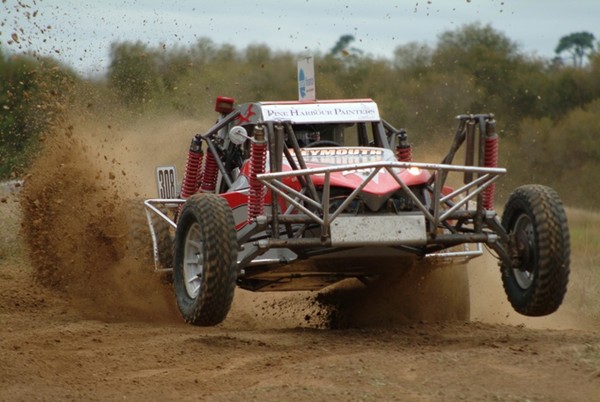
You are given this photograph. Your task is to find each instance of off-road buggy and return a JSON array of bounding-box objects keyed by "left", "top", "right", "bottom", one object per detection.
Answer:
[{"left": 144, "top": 97, "right": 570, "bottom": 326}]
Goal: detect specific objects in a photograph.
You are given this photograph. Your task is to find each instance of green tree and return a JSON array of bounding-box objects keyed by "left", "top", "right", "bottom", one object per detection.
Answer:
[
  {"left": 393, "top": 42, "right": 432, "bottom": 73},
  {"left": 555, "top": 32, "right": 595, "bottom": 67},
  {"left": 431, "top": 23, "right": 543, "bottom": 124},
  {"left": 0, "top": 48, "right": 75, "bottom": 178},
  {"left": 433, "top": 23, "right": 520, "bottom": 90}
]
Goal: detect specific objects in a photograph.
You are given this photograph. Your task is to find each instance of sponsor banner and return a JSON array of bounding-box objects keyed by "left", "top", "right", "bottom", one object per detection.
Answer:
[
  {"left": 302, "top": 147, "right": 386, "bottom": 156},
  {"left": 300, "top": 147, "right": 393, "bottom": 166},
  {"left": 261, "top": 102, "right": 380, "bottom": 123}
]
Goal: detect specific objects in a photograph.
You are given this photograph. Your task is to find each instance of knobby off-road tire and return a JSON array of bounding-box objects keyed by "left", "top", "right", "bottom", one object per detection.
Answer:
[
  {"left": 173, "top": 194, "right": 238, "bottom": 326},
  {"left": 501, "top": 185, "right": 570, "bottom": 316}
]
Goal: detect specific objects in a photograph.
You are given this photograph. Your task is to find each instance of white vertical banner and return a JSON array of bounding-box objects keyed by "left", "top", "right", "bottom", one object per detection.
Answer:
[{"left": 297, "top": 56, "right": 316, "bottom": 101}]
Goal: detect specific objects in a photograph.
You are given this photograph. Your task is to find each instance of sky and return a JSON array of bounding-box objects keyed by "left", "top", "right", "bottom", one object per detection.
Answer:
[{"left": 1, "top": 0, "right": 599, "bottom": 76}]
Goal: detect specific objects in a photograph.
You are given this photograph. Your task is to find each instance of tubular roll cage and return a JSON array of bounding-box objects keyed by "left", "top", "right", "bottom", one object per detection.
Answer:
[{"left": 145, "top": 112, "right": 513, "bottom": 273}]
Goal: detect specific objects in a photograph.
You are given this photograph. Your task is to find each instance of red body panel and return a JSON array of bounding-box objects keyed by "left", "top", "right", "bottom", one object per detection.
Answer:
[
  {"left": 240, "top": 147, "right": 430, "bottom": 194},
  {"left": 229, "top": 146, "right": 431, "bottom": 229}
]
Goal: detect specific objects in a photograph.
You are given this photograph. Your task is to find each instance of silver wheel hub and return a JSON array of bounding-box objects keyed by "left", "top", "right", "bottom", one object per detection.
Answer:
[{"left": 183, "top": 222, "right": 204, "bottom": 299}]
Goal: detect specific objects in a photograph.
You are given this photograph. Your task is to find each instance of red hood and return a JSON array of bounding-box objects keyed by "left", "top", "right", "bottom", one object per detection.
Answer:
[
  {"left": 240, "top": 146, "right": 430, "bottom": 195},
  {"left": 236, "top": 146, "right": 431, "bottom": 214},
  {"left": 292, "top": 147, "right": 430, "bottom": 195}
]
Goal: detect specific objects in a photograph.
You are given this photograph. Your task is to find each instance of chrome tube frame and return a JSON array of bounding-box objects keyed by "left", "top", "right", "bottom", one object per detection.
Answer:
[
  {"left": 257, "top": 160, "right": 505, "bottom": 237},
  {"left": 143, "top": 199, "right": 183, "bottom": 272}
]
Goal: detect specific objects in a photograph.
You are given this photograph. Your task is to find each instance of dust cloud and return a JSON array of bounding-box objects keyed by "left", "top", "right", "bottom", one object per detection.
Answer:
[
  {"left": 18, "top": 113, "right": 199, "bottom": 323},
  {"left": 226, "top": 260, "right": 471, "bottom": 330},
  {"left": 469, "top": 251, "right": 597, "bottom": 330}
]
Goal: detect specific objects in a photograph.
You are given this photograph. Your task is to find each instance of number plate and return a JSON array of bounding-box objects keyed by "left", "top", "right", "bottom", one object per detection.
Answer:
[
  {"left": 330, "top": 214, "right": 427, "bottom": 247},
  {"left": 156, "top": 166, "right": 178, "bottom": 199}
]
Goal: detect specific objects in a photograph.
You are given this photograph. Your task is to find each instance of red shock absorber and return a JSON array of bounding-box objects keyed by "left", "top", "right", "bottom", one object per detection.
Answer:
[
  {"left": 395, "top": 129, "right": 413, "bottom": 162},
  {"left": 247, "top": 126, "right": 267, "bottom": 223},
  {"left": 200, "top": 150, "right": 219, "bottom": 193},
  {"left": 396, "top": 144, "right": 413, "bottom": 162},
  {"left": 483, "top": 119, "right": 499, "bottom": 210},
  {"left": 180, "top": 136, "right": 204, "bottom": 199}
]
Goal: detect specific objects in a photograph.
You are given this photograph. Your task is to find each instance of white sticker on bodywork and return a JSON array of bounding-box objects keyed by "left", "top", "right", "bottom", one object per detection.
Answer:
[
  {"left": 156, "top": 166, "right": 178, "bottom": 199},
  {"left": 261, "top": 101, "right": 380, "bottom": 124}
]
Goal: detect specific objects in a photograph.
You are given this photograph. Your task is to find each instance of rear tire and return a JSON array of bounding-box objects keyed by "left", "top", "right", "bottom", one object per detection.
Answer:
[
  {"left": 501, "top": 185, "right": 570, "bottom": 316},
  {"left": 173, "top": 194, "right": 238, "bottom": 326}
]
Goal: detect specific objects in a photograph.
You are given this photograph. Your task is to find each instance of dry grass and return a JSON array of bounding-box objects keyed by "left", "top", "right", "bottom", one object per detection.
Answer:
[{"left": 565, "top": 208, "right": 600, "bottom": 322}]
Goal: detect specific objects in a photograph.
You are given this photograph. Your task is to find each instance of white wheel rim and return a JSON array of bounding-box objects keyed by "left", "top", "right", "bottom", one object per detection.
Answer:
[{"left": 183, "top": 222, "right": 204, "bottom": 299}]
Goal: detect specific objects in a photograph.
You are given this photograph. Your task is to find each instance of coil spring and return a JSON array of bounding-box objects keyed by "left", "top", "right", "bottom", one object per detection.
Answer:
[
  {"left": 483, "top": 136, "right": 499, "bottom": 210},
  {"left": 200, "top": 151, "right": 219, "bottom": 193},
  {"left": 180, "top": 147, "right": 203, "bottom": 199},
  {"left": 248, "top": 140, "right": 268, "bottom": 223},
  {"left": 396, "top": 144, "right": 413, "bottom": 162}
]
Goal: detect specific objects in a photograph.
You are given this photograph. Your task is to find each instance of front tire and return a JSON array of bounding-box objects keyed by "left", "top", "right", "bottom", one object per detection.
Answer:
[
  {"left": 501, "top": 185, "right": 570, "bottom": 316},
  {"left": 173, "top": 194, "right": 238, "bottom": 326}
]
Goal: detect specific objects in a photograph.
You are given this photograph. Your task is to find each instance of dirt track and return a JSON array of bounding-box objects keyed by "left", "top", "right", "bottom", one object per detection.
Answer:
[{"left": 1, "top": 116, "right": 599, "bottom": 401}]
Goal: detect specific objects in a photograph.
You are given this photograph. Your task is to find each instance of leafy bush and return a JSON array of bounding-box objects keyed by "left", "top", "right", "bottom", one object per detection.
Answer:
[{"left": 503, "top": 99, "right": 600, "bottom": 209}]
